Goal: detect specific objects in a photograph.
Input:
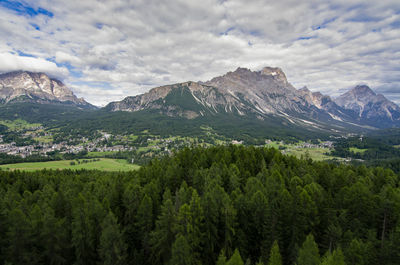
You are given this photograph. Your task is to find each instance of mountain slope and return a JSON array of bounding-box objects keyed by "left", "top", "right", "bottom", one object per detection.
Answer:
[
  {"left": 105, "top": 82, "right": 224, "bottom": 119},
  {"left": 0, "top": 71, "right": 94, "bottom": 109}
]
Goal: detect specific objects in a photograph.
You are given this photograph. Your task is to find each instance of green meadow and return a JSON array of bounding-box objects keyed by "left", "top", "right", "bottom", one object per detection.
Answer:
[
  {"left": 0, "top": 119, "right": 41, "bottom": 131},
  {"left": 349, "top": 147, "right": 368, "bottom": 153},
  {"left": 0, "top": 158, "right": 140, "bottom": 172}
]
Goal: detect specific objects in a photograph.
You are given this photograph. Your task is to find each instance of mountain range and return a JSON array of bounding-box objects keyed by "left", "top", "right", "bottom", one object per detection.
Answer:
[
  {"left": 0, "top": 68, "right": 399, "bottom": 138},
  {"left": 106, "top": 67, "right": 400, "bottom": 130}
]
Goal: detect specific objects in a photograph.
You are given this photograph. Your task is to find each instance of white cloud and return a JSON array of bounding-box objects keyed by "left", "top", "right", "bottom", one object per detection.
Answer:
[
  {"left": 68, "top": 83, "right": 128, "bottom": 107},
  {"left": 0, "top": 0, "right": 399, "bottom": 105},
  {"left": 55, "top": 51, "right": 82, "bottom": 65},
  {"left": 0, "top": 52, "right": 68, "bottom": 78}
]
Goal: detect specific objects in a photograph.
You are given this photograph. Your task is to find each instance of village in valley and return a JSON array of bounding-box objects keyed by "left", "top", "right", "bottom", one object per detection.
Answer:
[{"left": 0, "top": 118, "right": 338, "bottom": 163}]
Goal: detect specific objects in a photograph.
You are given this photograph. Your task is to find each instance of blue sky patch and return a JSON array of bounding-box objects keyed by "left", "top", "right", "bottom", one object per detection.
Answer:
[
  {"left": 297, "top": 36, "right": 316, "bottom": 41},
  {"left": 390, "top": 20, "right": 400, "bottom": 29},
  {"left": 347, "top": 14, "right": 382, "bottom": 23},
  {"left": 220, "top": 27, "right": 235, "bottom": 35},
  {"left": 95, "top": 23, "right": 104, "bottom": 29},
  {"left": 249, "top": 30, "right": 261, "bottom": 37},
  {"left": 0, "top": 0, "right": 53, "bottom": 17},
  {"left": 17, "top": 50, "right": 36, "bottom": 57},
  {"left": 30, "top": 23, "right": 40, "bottom": 30},
  {"left": 46, "top": 57, "right": 81, "bottom": 78},
  {"left": 54, "top": 61, "right": 82, "bottom": 78},
  {"left": 312, "top": 17, "right": 337, "bottom": 30}
]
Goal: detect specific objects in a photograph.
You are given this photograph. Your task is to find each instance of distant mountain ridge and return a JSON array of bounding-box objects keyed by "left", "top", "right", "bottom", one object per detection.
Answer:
[
  {"left": 1, "top": 68, "right": 399, "bottom": 136},
  {"left": 0, "top": 71, "right": 94, "bottom": 108},
  {"left": 107, "top": 67, "right": 328, "bottom": 118},
  {"left": 335, "top": 85, "right": 400, "bottom": 127},
  {"left": 106, "top": 67, "right": 400, "bottom": 129}
]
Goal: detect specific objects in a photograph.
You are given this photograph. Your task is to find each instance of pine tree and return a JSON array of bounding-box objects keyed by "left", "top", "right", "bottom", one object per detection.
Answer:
[
  {"left": 71, "top": 194, "right": 97, "bottom": 265},
  {"left": 296, "top": 234, "right": 320, "bottom": 265},
  {"left": 40, "top": 206, "right": 67, "bottom": 265},
  {"left": 6, "top": 208, "right": 32, "bottom": 264},
  {"left": 216, "top": 251, "right": 227, "bottom": 265},
  {"left": 169, "top": 234, "right": 193, "bottom": 265},
  {"left": 136, "top": 194, "right": 153, "bottom": 247},
  {"left": 268, "top": 240, "right": 282, "bottom": 265},
  {"left": 320, "top": 248, "right": 346, "bottom": 265},
  {"left": 345, "top": 238, "right": 371, "bottom": 265},
  {"left": 150, "top": 190, "right": 176, "bottom": 264},
  {"left": 175, "top": 190, "right": 204, "bottom": 264},
  {"left": 226, "top": 248, "right": 244, "bottom": 265},
  {"left": 98, "top": 211, "right": 127, "bottom": 265}
]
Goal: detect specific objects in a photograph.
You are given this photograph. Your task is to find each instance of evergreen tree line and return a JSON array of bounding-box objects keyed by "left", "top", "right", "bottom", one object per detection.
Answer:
[
  {"left": 0, "top": 145, "right": 399, "bottom": 264},
  {"left": 331, "top": 137, "right": 400, "bottom": 161}
]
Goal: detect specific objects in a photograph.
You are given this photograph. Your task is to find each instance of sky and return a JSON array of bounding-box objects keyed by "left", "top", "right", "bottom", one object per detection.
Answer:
[{"left": 0, "top": 0, "right": 399, "bottom": 106}]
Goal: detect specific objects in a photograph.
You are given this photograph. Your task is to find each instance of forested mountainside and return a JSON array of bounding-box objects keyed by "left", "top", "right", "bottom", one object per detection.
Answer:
[{"left": 0, "top": 145, "right": 399, "bottom": 265}]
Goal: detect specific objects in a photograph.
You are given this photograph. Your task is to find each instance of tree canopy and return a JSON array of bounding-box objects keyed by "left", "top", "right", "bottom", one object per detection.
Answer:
[{"left": 0, "top": 145, "right": 399, "bottom": 264}]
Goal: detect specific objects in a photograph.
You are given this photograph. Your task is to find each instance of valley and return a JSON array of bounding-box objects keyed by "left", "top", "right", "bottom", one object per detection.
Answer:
[
  {"left": 2, "top": 1, "right": 400, "bottom": 264},
  {"left": 0, "top": 68, "right": 399, "bottom": 265},
  {"left": 1, "top": 68, "right": 400, "bottom": 171},
  {"left": 0, "top": 114, "right": 393, "bottom": 171}
]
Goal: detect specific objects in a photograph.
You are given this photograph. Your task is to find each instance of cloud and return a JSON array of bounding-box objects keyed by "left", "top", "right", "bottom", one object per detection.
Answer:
[
  {"left": 68, "top": 82, "right": 127, "bottom": 107},
  {"left": 55, "top": 51, "right": 82, "bottom": 65},
  {"left": 0, "top": 0, "right": 399, "bottom": 105},
  {"left": 0, "top": 52, "right": 68, "bottom": 78}
]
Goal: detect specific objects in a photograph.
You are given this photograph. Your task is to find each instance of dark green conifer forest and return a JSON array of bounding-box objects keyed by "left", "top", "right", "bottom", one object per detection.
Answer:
[{"left": 0, "top": 145, "right": 399, "bottom": 264}]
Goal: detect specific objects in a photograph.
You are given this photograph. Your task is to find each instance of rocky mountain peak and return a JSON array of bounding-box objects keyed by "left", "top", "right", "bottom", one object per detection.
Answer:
[
  {"left": 233, "top": 67, "right": 251, "bottom": 73},
  {"left": 205, "top": 66, "right": 294, "bottom": 92},
  {"left": 334, "top": 84, "right": 400, "bottom": 124},
  {"left": 351, "top": 85, "right": 376, "bottom": 97},
  {"left": 0, "top": 71, "right": 93, "bottom": 108},
  {"left": 336, "top": 85, "right": 378, "bottom": 107},
  {"left": 222, "top": 67, "right": 254, "bottom": 80},
  {"left": 260, "top": 67, "right": 288, "bottom": 85}
]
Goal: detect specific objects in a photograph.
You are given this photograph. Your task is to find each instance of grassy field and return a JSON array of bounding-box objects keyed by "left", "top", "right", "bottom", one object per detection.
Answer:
[
  {"left": 33, "top": 135, "right": 53, "bottom": 143},
  {"left": 265, "top": 140, "right": 344, "bottom": 161},
  {"left": 0, "top": 158, "right": 140, "bottom": 172},
  {"left": 87, "top": 151, "right": 119, "bottom": 157},
  {"left": 137, "top": 146, "right": 151, "bottom": 153},
  {"left": 349, "top": 147, "right": 367, "bottom": 154},
  {"left": 286, "top": 148, "right": 334, "bottom": 161},
  {"left": 0, "top": 119, "right": 41, "bottom": 131},
  {"left": 265, "top": 141, "right": 283, "bottom": 149}
]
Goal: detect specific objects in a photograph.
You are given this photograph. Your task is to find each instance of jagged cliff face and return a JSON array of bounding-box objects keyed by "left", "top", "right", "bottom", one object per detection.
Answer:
[
  {"left": 106, "top": 67, "right": 400, "bottom": 129},
  {"left": 108, "top": 67, "right": 324, "bottom": 118},
  {"left": 106, "top": 81, "right": 237, "bottom": 119},
  {"left": 0, "top": 71, "right": 92, "bottom": 108},
  {"left": 203, "top": 67, "right": 300, "bottom": 114}
]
